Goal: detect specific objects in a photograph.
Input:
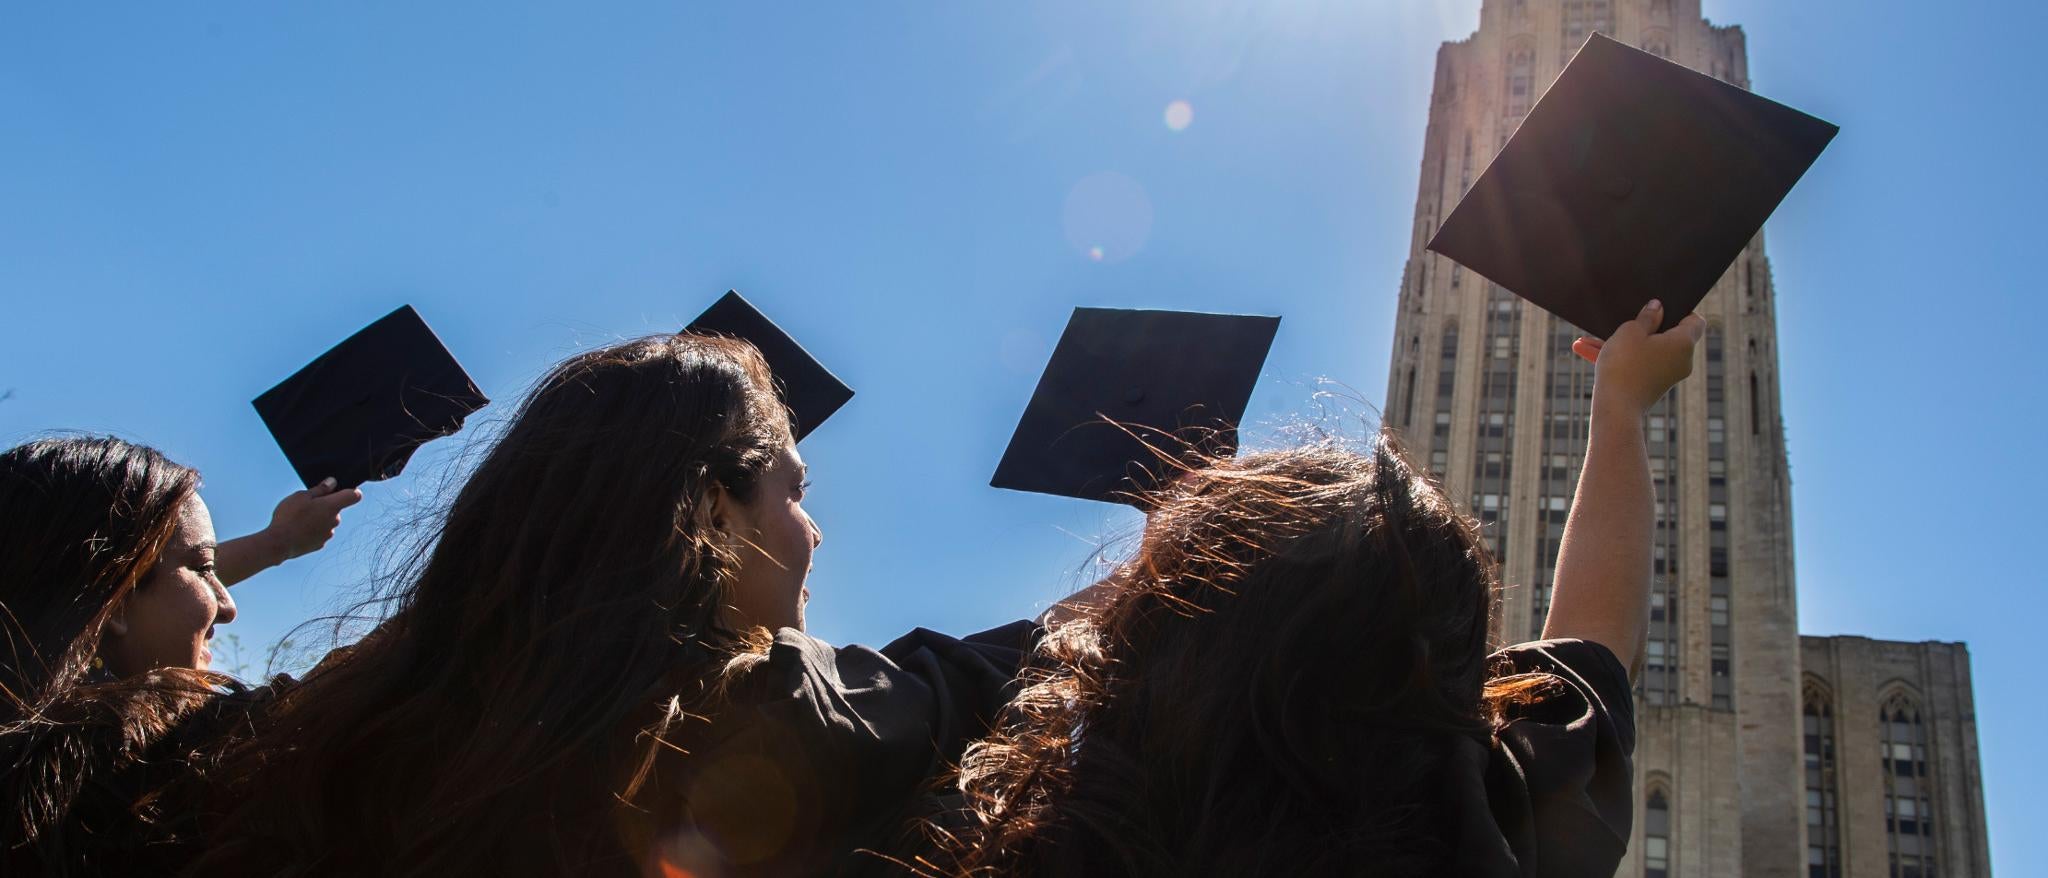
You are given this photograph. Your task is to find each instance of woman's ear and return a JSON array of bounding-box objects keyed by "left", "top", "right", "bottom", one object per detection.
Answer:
[{"left": 705, "top": 483, "right": 735, "bottom": 533}]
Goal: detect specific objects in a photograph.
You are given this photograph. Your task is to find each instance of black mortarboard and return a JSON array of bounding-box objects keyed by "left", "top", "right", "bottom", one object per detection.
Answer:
[
  {"left": 253, "top": 305, "right": 490, "bottom": 490},
  {"left": 1426, "top": 33, "right": 1838, "bottom": 337},
  {"left": 684, "top": 290, "right": 853, "bottom": 442},
  {"left": 992, "top": 307, "right": 1280, "bottom": 505}
]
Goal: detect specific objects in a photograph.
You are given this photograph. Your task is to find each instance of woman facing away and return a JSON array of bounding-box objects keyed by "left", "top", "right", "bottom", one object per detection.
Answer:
[
  {"left": 916, "top": 299, "right": 1704, "bottom": 877},
  {"left": 193, "top": 333, "right": 1058, "bottom": 878},
  {"left": 0, "top": 436, "right": 358, "bottom": 875}
]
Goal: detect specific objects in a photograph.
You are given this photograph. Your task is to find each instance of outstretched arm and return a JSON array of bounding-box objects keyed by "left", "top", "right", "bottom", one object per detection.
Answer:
[
  {"left": 1542, "top": 299, "right": 1704, "bottom": 679},
  {"left": 216, "top": 478, "right": 365, "bottom": 586}
]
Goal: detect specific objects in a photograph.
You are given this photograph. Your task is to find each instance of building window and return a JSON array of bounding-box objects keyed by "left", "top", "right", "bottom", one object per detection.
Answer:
[
  {"left": 1751, "top": 371, "right": 1762, "bottom": 435},
  {"left": 1432, "top": 325, "right": 1459, "bottom": 479},
  {"left": 1882, "top": 693, "right": 1938, "bottom": 878},
  {"left": 1471, "top": 286, "right": 1520, "bottom": 559},
  {"left": 1534, "top": 317, "right": 1593, "bottom": 638},
  {"left": 1505, "top": 42, "right": 1537, "bottom": 119},
  {"left": 1562, "top": 0, "right": 1614, "bottom": 64},
  {"left": 1460, "top": 132, "right": 1475, "bottom": 195},
  {"left": 1805, "top": 684, "right": 1844, "bottom": 878},
  {"left": 1640, "top": 381, "right": 1681, "bottom": 706},
  {"left": 1399, "top": 366, "right": 1417, "bottom": 429},
  {"left": 1706, "top": 327, "right": 1731, "bottom": 709},
  {"left": 1645, "top": 787, "right": 1672, "bottom": 878}
]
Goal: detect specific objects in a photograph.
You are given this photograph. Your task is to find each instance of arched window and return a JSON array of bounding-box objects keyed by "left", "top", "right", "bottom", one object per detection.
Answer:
[
  {"left": 1805, "top": 683, "right": 1843, "bottom": 877},
  {"left": 1645, "top": 786, "right": 1672, "bottom": 878},
  {"left": 1505, "top": 41, "right": 1537, "bottom": 118},
  {"left": 1882, "top": 692, "right": 1938, "bottom": 878}
]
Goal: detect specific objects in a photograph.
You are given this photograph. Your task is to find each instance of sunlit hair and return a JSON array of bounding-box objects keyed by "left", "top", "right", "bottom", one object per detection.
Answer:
[
  {"left": 920, "top": 431, "right": 1549, "bottom": 876},
  {"left": 0, "top": 436, "right": 228, "bottom": 864},
  {"left": 195, "top": 334, "right": 794, "bottom": 876}
]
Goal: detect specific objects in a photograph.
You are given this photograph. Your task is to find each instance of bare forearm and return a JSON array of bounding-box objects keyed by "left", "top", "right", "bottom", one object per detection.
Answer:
[
  {"left": 215, "top": 530, "right": 289, "bottom": 587},
  {"left": 1542, "top": 403, "right": 1653, "bottom": 675}
]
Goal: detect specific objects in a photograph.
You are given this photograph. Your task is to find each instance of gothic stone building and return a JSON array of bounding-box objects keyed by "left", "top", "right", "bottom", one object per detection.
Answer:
[{"left": 1379, "top": 2, "right": 1992, "bottom": 875}]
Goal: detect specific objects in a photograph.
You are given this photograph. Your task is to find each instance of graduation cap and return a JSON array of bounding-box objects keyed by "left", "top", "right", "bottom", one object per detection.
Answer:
[
  {"left": 1426, "top": 32, "right": 1838, "bottom": 337},
  {"left": 253, "top": 305, "right": 490, "bottom": 490},
  {"left": 992, "top": 307, "right": 1280, "bottom": 506},
  {"left": 684, "top": 290, "right": 853, "bottom": 442}
]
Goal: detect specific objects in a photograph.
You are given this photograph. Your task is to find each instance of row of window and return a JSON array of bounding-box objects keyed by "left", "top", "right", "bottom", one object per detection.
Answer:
[
  {"left": 1705, "top": 330, "right": 1732, "bottom": 709},
  {"left": 1800, "top": 689, "right": 1941, "bottom": 878},
  {"left": 1469, "top": 286, "right": 1522, "bottom": 561}
]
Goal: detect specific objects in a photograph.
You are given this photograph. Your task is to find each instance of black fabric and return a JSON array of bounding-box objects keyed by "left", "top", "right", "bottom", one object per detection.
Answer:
[
  {"left": 641, "top": 621, "right": 1039, "bottom": 878},
  {"left": 1443, "top": 638, "right": 1637, "bottom": 878},
  {"left": 252, "top": 305, "right": 489, "bottom": 489},
  {"left": 1427, "top": 33, "right": 1837, "bottom": 338},
  {"left": 0, "top": 678, "right": 286, "bottom": 877}
]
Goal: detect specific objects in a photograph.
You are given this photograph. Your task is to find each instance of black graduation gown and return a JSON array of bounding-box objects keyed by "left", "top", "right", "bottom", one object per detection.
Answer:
[
  {"left": 0, "top": 679, "right": 285, "bottom": 877},
  {"left": 1445, "top": 638, "right": 1638, "bottom": 878},
  {"left": 635, "top": 621, "right": 1039, "bottom": 878}
]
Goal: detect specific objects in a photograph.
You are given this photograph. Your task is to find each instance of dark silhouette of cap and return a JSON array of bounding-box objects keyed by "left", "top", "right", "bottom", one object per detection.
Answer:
[
  {"left": 684, "top": 290, "right": 853, "bottom": 442},
  {"left": 992, "top": 307, "right": 1280, "bottom": 506},
  {"left": 1427, "top": 32, "right": 1838, "bottom": 337},
  {"left": 253, "top": 305, "right": 490, "bottom": 490}
]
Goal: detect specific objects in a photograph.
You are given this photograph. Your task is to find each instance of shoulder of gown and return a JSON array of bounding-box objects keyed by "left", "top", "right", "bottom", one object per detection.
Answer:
[
  {"left": 1479, "top": 638, "right": 1638, "bottom": 878},
  {"left": 660, "top": 621, "right": 1040, "bottom": 876}
]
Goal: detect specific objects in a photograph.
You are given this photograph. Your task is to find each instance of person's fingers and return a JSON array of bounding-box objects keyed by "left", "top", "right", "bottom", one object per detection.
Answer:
[
  {"left": 1571, "top": 337, "right": 1602, "bottom": 363},
  {"left": 307, "top": 477, "right": 338, "bottom": 498},
  {"left": 1675, "top": 312, "right": 1708, "bottom": 342},
  {"left": 320, "top": 487, "right": 365, "bottom": 511},
  {"left": 1602, "top": 298, "right": 1661, "bottom": 344},
  {"left": 1634, "top": 298, "right": 1665, "bottom": 334}
]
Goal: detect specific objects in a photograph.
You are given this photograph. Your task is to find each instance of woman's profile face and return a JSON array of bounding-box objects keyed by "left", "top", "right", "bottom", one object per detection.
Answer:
[
  {"left": 722, "top": 442, "right": 822, "bottom": 633},
  {"left": 101, "top": 493, "right": 238, "bottom": 676}
]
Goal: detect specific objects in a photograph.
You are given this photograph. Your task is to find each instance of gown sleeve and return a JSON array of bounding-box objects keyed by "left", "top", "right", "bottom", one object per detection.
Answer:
[
  {"left": 668, "top": 621, "right": 1039, "bottom": 877},
  {"left": 1483, "top": 638, "right": 1638, "bottom": 878}
]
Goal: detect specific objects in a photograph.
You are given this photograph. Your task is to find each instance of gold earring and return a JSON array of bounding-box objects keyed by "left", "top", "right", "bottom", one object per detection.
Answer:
[{"left": 90, "top": 655, "right": 104, "bottom": 671}]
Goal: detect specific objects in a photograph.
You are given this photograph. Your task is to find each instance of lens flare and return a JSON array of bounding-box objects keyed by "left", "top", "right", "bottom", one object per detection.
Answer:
[
  {"left": 1163, "top": 100, "right": 1194, "bottom": 132},
  {"left": 1063, "top": 172, "right": 1153, "bottom": 264}
]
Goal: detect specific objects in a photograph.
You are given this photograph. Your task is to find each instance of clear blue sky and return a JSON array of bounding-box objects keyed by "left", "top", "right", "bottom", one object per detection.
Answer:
[{"left": 2, "top": 1, "right": 2040, "bottom": 871}]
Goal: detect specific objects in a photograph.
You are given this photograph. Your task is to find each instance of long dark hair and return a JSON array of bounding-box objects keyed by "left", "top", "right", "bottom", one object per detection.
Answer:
[
  {"left": 0, "top": 436, "right": 204, "bottom": 708},
  {"left": 195, "top": 334, "right": 794, "bottom": 876},
  {"left": 0, "top": 436, "right": 228, "bottom": 868},
  {"left": 923, "top": 433, "right": 1546, "bottom": 876}
]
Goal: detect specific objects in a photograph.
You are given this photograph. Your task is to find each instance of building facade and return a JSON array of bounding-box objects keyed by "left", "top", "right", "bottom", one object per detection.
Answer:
[
  {"left": 1379, "top": 2, "right": 1991, "bottom": 876},
  {"left": 1801, "top": 638, "right": 1992, "bottom": 878}
]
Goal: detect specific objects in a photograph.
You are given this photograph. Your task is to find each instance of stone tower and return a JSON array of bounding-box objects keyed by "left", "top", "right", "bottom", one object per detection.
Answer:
[
  {"left": 1382, "top": 2, "right": 1802, "bottom": 875},
  {"left": 1383, "top": 5, "right": 1994, "bottom": 875},
  {"left": 1382, "top": 3, "right": 1996, "bottom": 876}
]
